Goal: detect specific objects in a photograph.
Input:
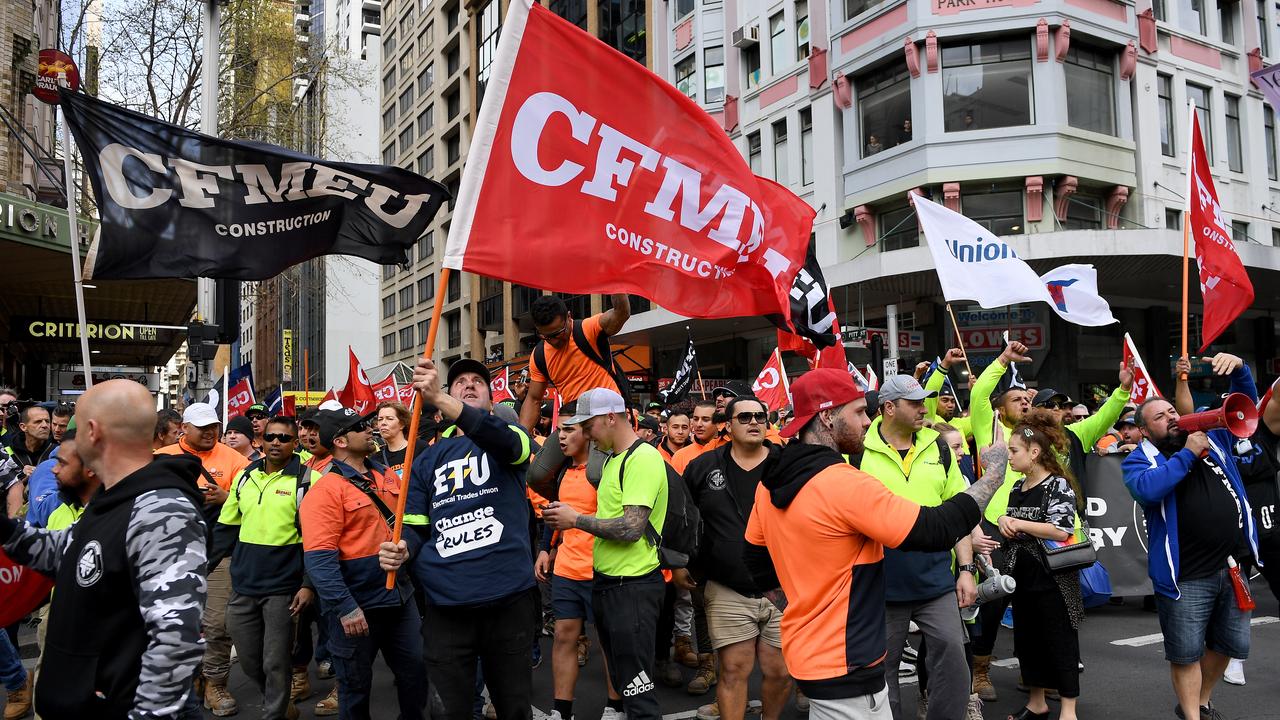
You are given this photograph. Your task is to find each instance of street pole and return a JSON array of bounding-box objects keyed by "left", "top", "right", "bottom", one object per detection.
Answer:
[
  {"left": 197, "top": 0, "right": 220, "bottom": 391},
  {"left": 886, "top": 303, "right": 899, "bottom": 377},
  {"left": 60, "top": 110, "right": 93, "bottom": 387}
]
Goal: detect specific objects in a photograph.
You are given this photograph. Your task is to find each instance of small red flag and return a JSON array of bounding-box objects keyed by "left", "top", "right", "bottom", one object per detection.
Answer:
[
  {"left": 396, "top": 383, "right": 417, "bottom": 409},
  {"left": 373, "top": 375, "right": 398, "bottom": 403},
  {"left": 1122, "top": 332, "right": 1162, "bottom": 405},
  {"left": 751, "top": 349, "right": 790, "bottom": 410},
  {"left": 0, "top": 549, "right": 53, "bottom": 627},
  {"left": 225, "top": 378, "right": 255, "bottom": 419},
  {"left": 337, "top": 347, "right": 377, "bottom": 413},
  {"left": 491, "top": 367, "right": 515, "bottom": 404}
]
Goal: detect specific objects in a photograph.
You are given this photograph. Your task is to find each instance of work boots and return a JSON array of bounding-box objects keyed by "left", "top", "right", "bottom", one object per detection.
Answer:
[
  {"left": 4, "top": 675, "right": 31, "bottom": 720},
  {"left": 971, "top": 655, "right": 996, "bottom": 702},
  {"left": 291, "top": 668, "right": 312, "bottom": 701},
  {"left": 314, "top": 686, "right": 339, "bottom": 716},
  {"left": 203, "top": 679, "right": 239, "bottom": 716},
  {"left": 674, "top": 635, "right": 698, "bottom": 668},
  {"left": 686, "top": 653, "right": 717, "bottom": 695}
]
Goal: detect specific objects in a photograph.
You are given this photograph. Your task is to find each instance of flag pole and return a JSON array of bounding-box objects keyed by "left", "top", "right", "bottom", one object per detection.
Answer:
[
  {"left": 1181, "top": 101, "right": 1195, "bottom": 381},
  {"left": 387, "top": 266, "right": 451, "bottom": 590},
  {"left": 944, "top": 304, "right": 975, "bottom": 383},
  {"left": 59, "top": 107, "right": 94, "bottom": 387},
  {"left": 303, "top": 348, "right": 310, "bottom": 408}
]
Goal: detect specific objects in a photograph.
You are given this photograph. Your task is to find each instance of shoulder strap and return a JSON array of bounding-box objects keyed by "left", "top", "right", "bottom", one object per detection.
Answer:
[
  {"left": 615, "top": 439, "right": 665, "bottom": 548},
  {"left": 934, "top": 437, "right": 953, "bottom": 474},
  {"left": 236, "top": 458, "right": 267, "bottom": 502},
  {"left": 342, "top": 472, "right": 396, "bottom": 530},
  {"left": 571, "top": 320, "right": 611, "bottom": 371},
  {"left": 532, "top": 343, "right": 555, "bottom": 390}
]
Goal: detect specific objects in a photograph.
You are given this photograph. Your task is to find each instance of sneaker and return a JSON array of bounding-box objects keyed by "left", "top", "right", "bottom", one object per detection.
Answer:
[
  {"left": 317, "top": 659, "right": 335, "bottom": 679},
  {"left": 1223, "top": 658, "right": 1245, "bottom": 686},
  {"left": 965, "top": 693, "right": 984, "bottom": 720},
  {"left": 549, "top": 712, "right": 567, "bottom": 720},
  {"left": 1001, "top": 607, "right": 1014, "bottom": 629},
  {"left": 314, "top": 686, "right": 339, "bottom": 717},
  {"left": 908, "top": 621, "right": 921, "bottom": 634},
  {"left": 1175, "top": 702, "right": 1226, "bottom": 720},
  {"left": 898, "top": 661, "right": 917, "bottom": 678},
  {"left": 600, "top": 707, "right": 626, "bottom": 720},
  {"left": 901, "top": 642, "right": 919, "bottom": 662}
]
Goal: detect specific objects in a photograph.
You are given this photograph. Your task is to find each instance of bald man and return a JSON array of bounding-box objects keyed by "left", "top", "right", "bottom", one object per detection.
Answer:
[{"left": 0, "top": 380, "right": 209, "bottom": 720}]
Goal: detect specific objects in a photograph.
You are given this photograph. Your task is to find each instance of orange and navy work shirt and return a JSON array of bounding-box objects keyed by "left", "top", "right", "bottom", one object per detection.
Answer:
[
  {"left": 671, "top": 436, "right": 728, "bottom": 474},
  {"left": 156, "top": 438, "right": 250, "bottom": 491},
  {"left": 744, "top": 463, "right": 920, "bottom": 690},
  {"left": 553, "top": 465, "right": 597, "bottom": 581},
  {"left": 527, "top": 313, "right": 619, "bottom": 402},
  {"left": 300, "top": 458, "right": 410, "bottom": 618}
]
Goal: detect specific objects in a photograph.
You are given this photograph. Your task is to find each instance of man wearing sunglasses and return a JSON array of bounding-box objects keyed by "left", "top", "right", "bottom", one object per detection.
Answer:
[
  {"left": 1032, "top": 389, "right": 1075, "bottom": 425},
  {"left": 210, "top": 416, "right": 319, "bottom": 720},
  {"left": 682, "top": 396, "right": 790, "bottom": 720},
  {"left": 301, "top": 407, "right": 427, "bottom": 720}
]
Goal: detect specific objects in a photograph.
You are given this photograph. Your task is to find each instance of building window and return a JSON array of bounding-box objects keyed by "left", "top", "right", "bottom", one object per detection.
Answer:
[
  {"left": 1231, "top": 220, "right": 1249, "bottom": 243},
  {"left": 418, "top": 105, "right": 434, "bottom": 135},
  {"left": 446, "top": 312, "right": 462, "bottom": 348},
  {"left": 477, "top": 0, "right": 502, "bottom": 105},
  {"left": 675, "top": 55, "right": 697, "bottom": 98},
  {"left": 383, "top": 144, "right": 396, "bottom": 165},
  {"left": 383, "top": 333, "right": 396, "bottom": 356},
  {"left": 447, "top": 45, "right": 460, "bottom": 76},
  {"left": 845, "top": 0, "right": 874, "bottom": 20},
  {"left": 856, "top": 62, "right": 911, "bottom": 157},
  {"left": 417, "top": 276, "right": 433, "bottom": 301},
  {"left": 382, "top": 107, "right": 396, "bottom": 131},
  {"left": 383, "top": 264, "right": 397, "bottom": 281},
  {"left": 1158, "top": 74, "right": 1175, "bottom": 157},
  {"left": 1064, "top": 41, "right": 1115, "bottom": 135},
  {"left": 447, "top": 271, "right": 461, "bottom": 301},
  {"left": 398, "top": 86, "right": 415, "bottom": 114},
  {"left": 747, "top": 131, "right": 762, "bottom": 173},
  {"left": 772, "top": 119, "right": 789, "bottom": 185},
  {"left": 1165, "top": 208, "right": 1182, "bottom": 230},
  {"left": 880, "top": 203, "right": 918, "bottom": 251},
  {"left": 418, "top": 63, "right": 434, "bottom": 95},
  {"left": 1225, "top": 93, "right": 1243, "bottom": 172},
  {"left": 1187, "top": 83, "right": 1212, "bottom": 161},
  {"left": 420, "top": 21, "right": 433, "bottom": 50},
  {"left": 1220, "top": 0, "right": 1238, "bottom": 44},
  {"left": 800, "top": 108, "right": 814, "bottom": 186},
  {"left": 382, "top": 67, "right": 397, "bottom": 95},
  {"left": 676, "top": 0, "right": 694, "bottom": 19},
  {"left": 1259, "top": 0, "right": 1271, "bottom": 55},
  {"left": 417, "top": 320, "right": 430, "bottom": 344},
  {"left": 549, "top": 0, "right": 588, "bottom": 27},
  {"left": 1153, "top": 0, "right": 1166, "bottom": 20},
  {"left": 400, "top": 326, "right": 415, "bottom": 351},
  {"left": 769, "top": 12, "right": 787, "bottom": 74},
  {"left": 1272, "top": 227, "right": 1280, "bottom": 246},
  {"left": 382, "top": 294, "right": 395, "bottom": 318},
  {"left": 400, "top": 45, "right": 416, "bottom": 74},
  {"left": 399, "top": 286, "right": 414, "bottom": 311},
  {"left": 421, "top": 232, "right": 435, "bottom": 261},
  {"left": 963, "top": 190, "right": 1024, "bottom": 235},
  {"left": 1266, "top": 106, "right": 1277, "bottom": 180},
  {"left": 447, "top": 134, "right": 461, "bottom": 164},
  {"left": 744, "top": 45, "right": 762, "bottom": 89},
  {"left": 447, "top": 0, "right": 458, "bottom": 31},
  {"left": 417, "top": 150, "right": 434, "bottom": 176},
  {"left": 796, "top": 1, "right": 810, "bottom": 60},
  {"left": 384, "top": 30, "right": 397, "bottom": 56},
  {"left": 447, "top": 90, "right": 460, "bottom": 120},
  {"left": 1179, "top": 0, "right": 1208, "bottom": 35},
  {"left": 942, "top": 37, "right": 1033, "bottom": 132},
  {"left": 705, "top": 47, "right": 725, "bottom": 103},
  {"left": 598, "top": 0, "right": 647, "bottom": 67},
  {"left": 399, "top": 125, "right": 414, "bottom": 154},
  {"left": 1062, "top": 194, "right": 1103, "bottom": 230}
]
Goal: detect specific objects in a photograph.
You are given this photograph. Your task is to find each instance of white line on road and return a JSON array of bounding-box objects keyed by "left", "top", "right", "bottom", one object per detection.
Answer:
[
  {"left": 663, "top": 710, "right": 699, "bottom": 720},
  {"left": 992, "top": 658, "right": 1021, "bottom": 669},
  {"left": 1112, "top": 615, "right": 1278, "bottom": 647}
]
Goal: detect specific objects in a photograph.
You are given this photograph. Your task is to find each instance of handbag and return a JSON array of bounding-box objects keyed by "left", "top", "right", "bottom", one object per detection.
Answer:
[{"left": 1036, "top": 477, "right": 1097, "bottom": 574}]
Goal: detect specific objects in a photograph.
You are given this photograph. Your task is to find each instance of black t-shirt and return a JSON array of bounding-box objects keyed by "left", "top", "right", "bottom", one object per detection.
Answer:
[
  {"left": 378, "top": 445, "right": 407, "bottom": 475},
  {"left": 1005, "top": 476, "right": 1077, "bottom": 592},
  {"left": 1176, "top": 455, "right": 1247, "bottom": 581},
  {"left": 722, "top": 459, "right": 763, "bottom": 521},
  {"left": 1246, "top": 425, "right": 1280, "bottom": 542}
]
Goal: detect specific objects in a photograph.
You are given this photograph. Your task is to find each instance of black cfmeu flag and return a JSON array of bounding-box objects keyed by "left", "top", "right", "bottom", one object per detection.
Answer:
[
  {"left": 60, "top": 89, "right": 448, "bottom": 280},
  {"left": 661, "top": 329, "right": 698, "bottom": 404},
  {"left": 766, "top": 239, "right": 839, "bottom": 348}
]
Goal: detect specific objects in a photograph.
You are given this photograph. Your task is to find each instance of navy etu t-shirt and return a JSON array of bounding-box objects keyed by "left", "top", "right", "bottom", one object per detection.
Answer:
[{"left": 405, "top": 404, "right": 536, "bottom": 605}]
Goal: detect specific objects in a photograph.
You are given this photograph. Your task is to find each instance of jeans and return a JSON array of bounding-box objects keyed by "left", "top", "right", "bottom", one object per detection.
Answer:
[
  {"left": 227, "top": 593, "right": 295, "bottom": 720},
  {"left": 422, "top": 588, "right": 538, "bottom": 720},
  {"left": 884, "top": 593, "right": 970, "bottom": 720},
  {"left": 594, "top": 571, "right": 665, "bottom": 720},
  {"left": 327, "top": 602, "right": 427, "bottom": 720},
  {"left": 0, "top": 629, "right": 26, "bottom": 692},
  {"left": 1156, "top": 569, "right": 1251, "bottom": 664}
]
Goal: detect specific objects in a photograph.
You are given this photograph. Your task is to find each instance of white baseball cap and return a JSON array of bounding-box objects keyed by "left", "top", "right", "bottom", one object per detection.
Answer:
[
  {"left": 183, "top": 403, "right": 220, "bottom": 428},
  {"left": 560, "top": 388, "right": 626, "bottom": 426}
]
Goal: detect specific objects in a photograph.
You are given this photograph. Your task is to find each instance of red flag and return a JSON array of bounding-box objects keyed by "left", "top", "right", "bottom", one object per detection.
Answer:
[
  {"left": 0, "top": 548, "right": 54, "bottom": 627},
  {"left": 397, "top": 383, "right": 417, "bottom": 409},
  {"left": 282, "top": 394, "right": 297, "bottom": 417},
  {"left": 491, "top": 367, "right": 515, "bottom": 404},
  {"left": 1122, "top": 332, "right": 1162, "bottom": 405},
  {"left": 225, "top": 377, "right": 255, "bottom": 419},
  {"left": 1188, "top": 110, "right": 1254, "bottom": 351},
  {"left": 337, "top": 347, "right": 377, "bottom": 414},
  {"left": 373, "top": 375, "right": 398, "bottom": 403},
  {"left": 321, "top": 388, "right": 337, "bottom": 404},
  {"left": 751, "top": 349, "right": 791, "bottom": 410},
  {"left": 442, "top": 0, "right": 814, "bottom": 320}
]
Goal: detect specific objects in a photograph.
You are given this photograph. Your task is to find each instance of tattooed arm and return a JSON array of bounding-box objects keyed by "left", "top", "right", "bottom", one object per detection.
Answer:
[
  {"left": 961, "top": 442, "right": 1009, "bottom": 510},
  {"left": 573, "top": 505, "right": 652, "bottom": 542}
]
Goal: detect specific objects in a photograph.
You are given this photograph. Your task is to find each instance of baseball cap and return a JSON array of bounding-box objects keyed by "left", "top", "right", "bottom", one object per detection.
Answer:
[
  {"left": 938, "top": 385, "right": 956, "bottom": 398},
  {"left": 711, "top": 380, "right": 753, "bottom": 399},
  {"left": 314, "top": 407, "right": 376, "bottom": 449},
  {"left": 878, "top": 375, "right": 937, "bottom": 403},
  {"left": 560, "top": 388, "right": 626, "bottom": 426},
  {"left": 299, "top": 410, "right": 321, "bottom": 427},
  {"left": 183, "top": 403, "right": 220, "bottom": 428},
  {"left": 245, "top": 403, "right": 269, "bottom": 418},
  {"left": 1115, "top": 411, "right": 1138, "bottom": 428},
  {"left": 1032, "top": 388, "right": 1071, "bottom": 407},
  {"left": 225, "top": 415, "right": 254, "bottom": 437},
  {"left": 318, "top": 399, "right": 345, "bottom": 411},
  {"left": 779, "top": 368, "right": 865, "bottom": 439},
  {"left": 637, "top": 415, "right": 661, "bottom": 432},
  {"left": 446, "top": 358, "right": 492, "bottom": 387},
  {"left": 646, "top": 401, "right": 664, "bottom": 411}
]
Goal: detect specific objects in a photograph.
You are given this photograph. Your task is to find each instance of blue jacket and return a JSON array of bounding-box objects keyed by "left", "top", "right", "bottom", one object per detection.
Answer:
[
  {"left": 404, "top": 403, "right": 536, "bottom": 606},
  {"left": 25, "top": 452, "right": 60, "bottom": 527},
  {"left": 1121, "top": 365, "right": 1261, "bottom": 599}
]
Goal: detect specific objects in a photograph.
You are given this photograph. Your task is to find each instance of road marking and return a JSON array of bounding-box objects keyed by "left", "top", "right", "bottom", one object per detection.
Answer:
[
  {"left": 992, "top": 658, "right": 1021, "bottom": 669},
  {"left": 1112, "top": 615, "right": 1278, "bottom": 647},
  {"left": 663, "top": 710, "right": 699, "bottom": 720}
]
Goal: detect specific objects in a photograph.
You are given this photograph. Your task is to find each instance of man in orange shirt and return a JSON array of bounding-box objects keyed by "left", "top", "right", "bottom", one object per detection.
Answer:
[
  {"left": 658, "top": 410, "right": 692, "bottom": 463},
  {"left": 524, "top": 294, "right": 630, "bottom": 496},
  {"left": 155, "top": 402, "right": 250, "bottom": 716},
  {"left": 671, "top": 400, "right": 724, "bottom": 474},
  {"left": 535, "top": 405, "right": 624, "bottom": 720},
  {"left": 742, "top": 369, "right": 1010, "bottom": 720}
]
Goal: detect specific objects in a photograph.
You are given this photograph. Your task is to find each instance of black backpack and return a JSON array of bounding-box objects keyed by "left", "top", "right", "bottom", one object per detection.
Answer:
[
  {"left": 532, "top": 319, "right": 632, "bottom": 404},
  {"left": 616, "top": 439, "right": 701, "bottom": 569}
]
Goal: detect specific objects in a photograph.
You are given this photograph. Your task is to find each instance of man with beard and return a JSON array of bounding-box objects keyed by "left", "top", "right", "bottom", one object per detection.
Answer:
[
  {"left": 658, "top": 410, "right": 692, "bottom": 463},
  {"left": 673, "top": 400, "right": 725, "bottom": 474},
  {"left": 740, "top": 368, "right": 1009, "bottom": 720},
  {"left": 1123, "top": 353, "right": 1260, "bottom": 720}
]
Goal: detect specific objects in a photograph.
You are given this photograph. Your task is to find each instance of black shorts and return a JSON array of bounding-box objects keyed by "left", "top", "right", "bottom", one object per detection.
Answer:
[{"left": 552, "top": 575, "right": 594, "bottom": 621}]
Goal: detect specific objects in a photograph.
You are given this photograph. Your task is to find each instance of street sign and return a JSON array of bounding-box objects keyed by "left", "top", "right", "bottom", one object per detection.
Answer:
[
  {"left": 842, "top": 327, "right": 924, "bottom": 351},
  {"left": 883, "top": 358, "right": 899, "bottom": 378}
]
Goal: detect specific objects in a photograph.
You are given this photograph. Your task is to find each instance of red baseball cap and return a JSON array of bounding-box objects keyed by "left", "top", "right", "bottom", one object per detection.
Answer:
[{"left": 779, "top": 368, "right": 866, "bottom": 439}]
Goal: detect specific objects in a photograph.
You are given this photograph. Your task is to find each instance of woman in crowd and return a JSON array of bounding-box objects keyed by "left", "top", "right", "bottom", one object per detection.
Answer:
[{"left": 376, "top": 401, "right": 411, "bottom": 475}]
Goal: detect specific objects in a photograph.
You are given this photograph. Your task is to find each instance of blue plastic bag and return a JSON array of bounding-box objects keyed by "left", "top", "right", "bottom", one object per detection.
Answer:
[{"left": 1079, "top": 561, "right": 1112, "bottom": 608}]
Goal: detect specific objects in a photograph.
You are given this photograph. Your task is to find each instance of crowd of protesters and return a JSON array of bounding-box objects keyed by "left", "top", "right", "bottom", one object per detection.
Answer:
[{"left": 0, "top": 296, "right": 1275, "bottom": 720}]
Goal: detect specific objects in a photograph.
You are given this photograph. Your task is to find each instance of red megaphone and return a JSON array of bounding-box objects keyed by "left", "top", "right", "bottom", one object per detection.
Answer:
[{"left": 1177, "top": 393, "right": 1259, "bottom": 439}]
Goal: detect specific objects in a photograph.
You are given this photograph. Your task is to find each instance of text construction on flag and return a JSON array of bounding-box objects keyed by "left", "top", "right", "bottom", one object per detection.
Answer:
[
  {"left": 59, "top": 89, "right": 448, "bottom": 280},
  {"left": 442, "top": 0, "right": 813, "bottom": 319}
]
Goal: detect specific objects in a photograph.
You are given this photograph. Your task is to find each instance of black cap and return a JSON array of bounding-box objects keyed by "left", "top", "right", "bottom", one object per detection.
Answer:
[
  {"left": 540, "top": 401, "right": 554, "bottom": 417},
  {"left": 314, "top": 408, "right": 376, "bottom": 449},
  {"left": 646, "top": 401, "right": 664, "bottom": 411},
  {"left": 1032, "top": 388, "right": 1071, "bottom": 407},
  {"left": 225, "top": 415, "right": 254, "bottom": 437},
  {"left": 637, "top": 416, "right": 661, "bottom": 432},
  {"left": 299, "top": 410, "right": 321, "bottom": 427},
  {"left": 938, "top": 385, "right": 956, "bottom": 398},
  {"left": 1115, "top": 412, "right": 1138, "bottom": 428},
  {"left": 245, "top": 403, "right": 269, "bottom": 419},
  {"left": 446, "top": 358, "right": 492, "bottom": 387},
  {"left": 712, "top": 379, "right": 753, "bottom": 399}
]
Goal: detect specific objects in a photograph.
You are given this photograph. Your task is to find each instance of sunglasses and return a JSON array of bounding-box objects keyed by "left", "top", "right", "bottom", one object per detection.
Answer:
[
  {"left": 538, "top": 321, "right": 571, "bottom": 341},
  {"left": 263, "top": 433, "right": 295, "bottom": 443},
  {"left": 346, "top": 420, "right": 371, "bottom": 433},
  {"left": 733, "top": 411, "right": 769, "bottom": 425},
  {"left": 1042, "top": 401, "right": 1070, "bottom": 410}
]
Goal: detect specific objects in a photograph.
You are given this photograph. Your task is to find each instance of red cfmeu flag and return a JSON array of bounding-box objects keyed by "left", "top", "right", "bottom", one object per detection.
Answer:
[
  {"left": 396, "top": 383, "right": 417, "bottom": 409},
  {"left": 1188, "top": 110, "right": 1254, "bottom": 351},
  {"left": 337, "top": 347, "right": 377, "bottom": 414},
  {"left": 225, "top": 378, "right": 255, "bottom": 419},
  {"left": 751, "top": 349, "right": 791, "bottom": 410},
  {"left": 442, "top": 0, "right": 814, "bottom": 320},
  {"left": 1122, "top": 332, "right": 1162, "bottom": 405},
  {"left": 0, "top": 548, "right": 54, "bottom": 627},
  {"left": 491, "top": 367, "right": 515, "bottom": 404},
  {"left": 373, "top": 375, "right": 398, "bottom": 403}
]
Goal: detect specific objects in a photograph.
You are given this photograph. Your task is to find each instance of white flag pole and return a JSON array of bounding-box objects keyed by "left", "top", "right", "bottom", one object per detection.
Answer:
[{"left": 59, "top": 108, "right": 93, "bottom": 387}]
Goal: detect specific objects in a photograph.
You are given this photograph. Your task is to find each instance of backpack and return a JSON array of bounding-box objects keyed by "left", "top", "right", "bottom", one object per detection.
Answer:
[
  {"left": 616, "top": 439, "right": 701, "bottom": 569},
  {"left": 532, "top": 319, "right": 632, "bottom": 404}
]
